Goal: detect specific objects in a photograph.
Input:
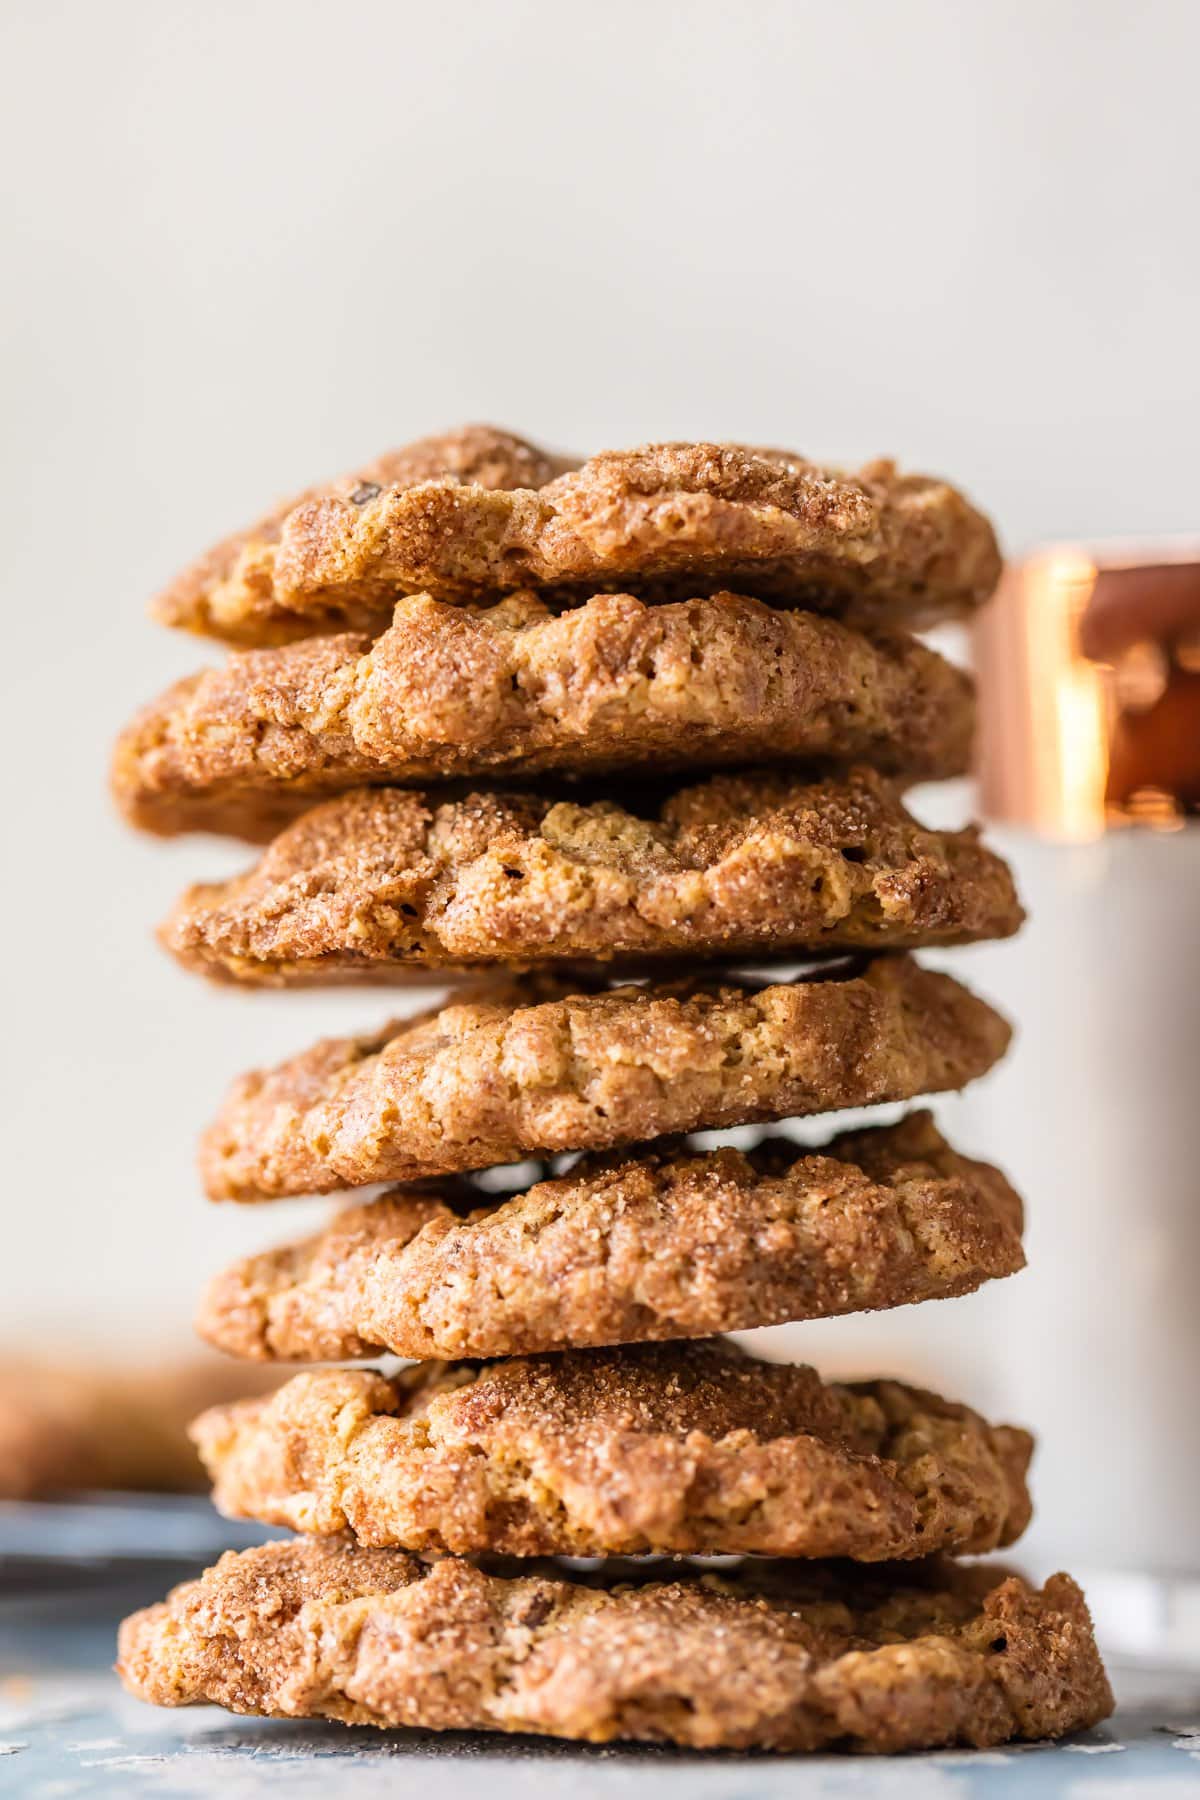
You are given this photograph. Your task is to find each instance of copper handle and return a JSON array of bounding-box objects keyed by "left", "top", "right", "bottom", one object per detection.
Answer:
[{"left": 973, "top": 542, "right": 1200, "bottom": 838}]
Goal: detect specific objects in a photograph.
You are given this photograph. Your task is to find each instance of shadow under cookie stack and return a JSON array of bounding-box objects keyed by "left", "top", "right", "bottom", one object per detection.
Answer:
[{"left": 112, "top": 427, "right": 1112, "bottom": 1754}]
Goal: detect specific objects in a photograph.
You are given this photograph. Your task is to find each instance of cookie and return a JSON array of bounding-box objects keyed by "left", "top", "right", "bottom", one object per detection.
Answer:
[
  {"left": 199, "top": 957, "right": 1012, "bottom": 1198},
  {"left": 152, "top": 436, "right": 1001, "bottom": 645},
  {"left": 0, "top": 1358, "right": 280, "bottom": 1500},
  {"left": 161, "top": 768, "right": 1021, "bottom": 985},
  {"left": 117, "top": 1540, "right": 1112, "bottom": 1750},
  {"left": 197, "top": 1111, "right": 1025, "bottom": 1360},
  {"left": 152, "top": 425, "right": 577, "bottom": 646},
  {"left": 114, "top": 593, "right": 974, "bottom": 841},
  {"left": 192, "top": 1339, "right": 1032, "bottom": 1560}
]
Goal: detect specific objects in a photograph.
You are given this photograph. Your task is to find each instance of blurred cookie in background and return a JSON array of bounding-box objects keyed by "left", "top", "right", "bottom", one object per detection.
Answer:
[{"left": 0, "top": 1356, "right": 281, "bottom": 1500}]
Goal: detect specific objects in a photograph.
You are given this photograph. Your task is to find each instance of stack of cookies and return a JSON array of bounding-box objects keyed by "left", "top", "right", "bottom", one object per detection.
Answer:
[{"left": 112, "top": 428, "right": 1112, "bottom": 1754}]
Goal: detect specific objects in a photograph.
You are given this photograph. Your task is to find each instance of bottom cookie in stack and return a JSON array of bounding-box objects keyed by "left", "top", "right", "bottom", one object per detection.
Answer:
[
  {"left": 116, "top": 1337, "right": 1113, "bottom": 1750},
  {"left": 117, "top": 1549, "right": 1112, "bottom": 1754}
]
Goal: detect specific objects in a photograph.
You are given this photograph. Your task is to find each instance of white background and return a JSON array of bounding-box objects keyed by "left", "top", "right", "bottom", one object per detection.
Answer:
[{"left": 1, "top": 0, "right": 1197, "bottom": 1561}]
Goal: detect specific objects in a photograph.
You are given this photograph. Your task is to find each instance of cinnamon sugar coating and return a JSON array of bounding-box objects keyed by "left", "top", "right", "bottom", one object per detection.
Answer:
[
  {"left": 192, "top": 1339, "right": 1033, "bottom": 1560},
  {"left": 152, "top": 434, "right": 1000, "bottom": 645},
  {"left": 153, "top": 425, "right": 576, "bottom": 645},
  {"left": 117, "top": 1540, "right": 1112, "bottom": 1751},
  {"left": 197, "top": 1112, "right": 1024, "bottom": 1360},
  {"left": 115, "top": 593, "right": 974, "bottom": 841},
  {"left": 198, "top": 958, "right": 1012, "bottom": 1199},
  {"left": 161, "top": 769, "right": 1021, "bottom": 985}
]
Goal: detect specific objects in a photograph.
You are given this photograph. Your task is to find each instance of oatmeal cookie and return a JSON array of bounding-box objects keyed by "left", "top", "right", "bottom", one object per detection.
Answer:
[
  {"left": 192, "top": 1339, "right": 1033, "bottom": 1560},
  {"left": 197, "top": 1112, "right": 1024, "bottom": 1360},
  {"left": 115, "top": 593, "right": 974, "bottom": 840},
  {"left": 117, "top": 1539, "right": 1112, "bottom": 1750},
  {"left": 153, "top": 436, "right": 1000, "bottom": 645},
  {"left": 161, "top": 769, "right": 1021, "bottom": 984},
  {"left": 0, "top": 1358, "right": 280, "bottom": 1499},
  {"left": 198, "top": 958, "right": 1011, "bottom": 1199}
]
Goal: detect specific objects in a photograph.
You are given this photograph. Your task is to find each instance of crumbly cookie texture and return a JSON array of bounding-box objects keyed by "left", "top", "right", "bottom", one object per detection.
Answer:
[
  {"left": 117, "top": 1540, "right": 1112, "bottom": 1751},
  {"left": 161, "top": 768, "right": 1021, "bottom": 985},
  {"left": 114, "top": 593, "right": 975, "bottom": 841},
  {"left": 151, "top": 435, "right": 1001, "bottom": 646},
  {"left": 198, "top": 957, "right": 1012, "bottom": 1199},
  {"left": 192, "top": 1339, "right": 1032, "bottom": 1560},
  {"left": 197, "top": 1111, "right": 1025, "bottom": 1360},
  {"left": 152, "top": 426, "right": 578, "bottom": 645}
]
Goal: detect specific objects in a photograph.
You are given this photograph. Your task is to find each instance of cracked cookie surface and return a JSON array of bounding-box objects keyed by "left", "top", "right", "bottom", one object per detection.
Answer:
[
  {"left": 192, "top": 1338, "right": 1033, "bottom": 1560},
  {"left": 152, "top": 425, "right": 577, "bottom": 645},
  {"left": 197, "top": 1111, "right": 1025, "bottom": 1360},
  {"left": 198, "top": 957, "right": 1011, "bottom": 1198},
  {"left": 117, "top": 1539, "right": 1112, "bottom": 1750},
  {"left": 152, "top": 435, "right": 1000, "bottom": 645},
  {"left": 161, "top": 768, "right": 1021, "bottom": 985},
  {"left": 115, "top": 593, "right": 974, "bottom": 840}
]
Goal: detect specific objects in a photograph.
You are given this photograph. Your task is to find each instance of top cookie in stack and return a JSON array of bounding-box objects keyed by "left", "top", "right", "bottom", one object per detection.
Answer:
[
  {"left": 113, "top": 425, "right": 997, "bottom": 841},
  {"left": 147, "top": 425, "right": 1001, "bottom": 644},
  {"left": 115, "top": 428, "right": 1111, "bottom": 1754}
]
